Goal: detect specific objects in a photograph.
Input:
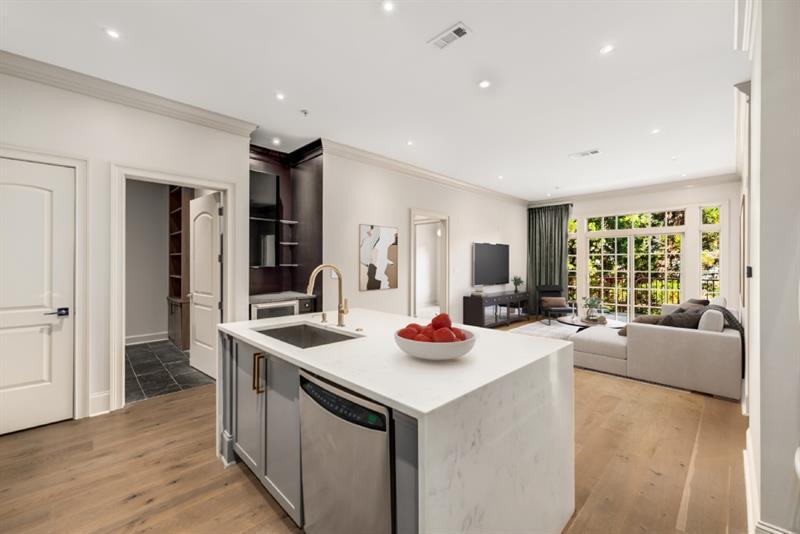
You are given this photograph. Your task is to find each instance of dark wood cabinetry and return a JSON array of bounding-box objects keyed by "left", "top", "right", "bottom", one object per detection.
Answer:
[
  {"left": 249, "top": 141, "right": 323, "bottom": 310},
  {"left": 463, "top": 292, "right": 529, "bottom": 328},
  {"left": 167, "top": 186, "right": 192, "bottom": 349}
]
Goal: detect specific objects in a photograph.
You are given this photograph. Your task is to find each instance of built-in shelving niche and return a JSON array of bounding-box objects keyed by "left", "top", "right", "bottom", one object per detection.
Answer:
[{"left": 248, "top": 141, "right": 322, "bottom": 302}]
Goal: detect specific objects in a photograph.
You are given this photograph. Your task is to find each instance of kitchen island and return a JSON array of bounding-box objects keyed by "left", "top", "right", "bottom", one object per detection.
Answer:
[{"left": 217, "top": 308, "right": 574, "bottom": 534}]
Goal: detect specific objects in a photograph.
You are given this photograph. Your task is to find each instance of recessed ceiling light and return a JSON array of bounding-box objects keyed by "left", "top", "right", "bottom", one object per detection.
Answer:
[
  {"left": 599, "top": 44, "right": 615, "bottom": 55},
  {"left": 381, "top": 1, "right": 395, "bottom": 12},
  {"left": 275, "top": 92, "right": 285, "bottom": 101},
  {"left": 406, "top": 140, "right": 414, "bottom": 146},
  {"left": 497, "top": 175, "right": 503, "bottom": 180},
  {"left": 478, "top": 80, "right": 491, "bottom": 89},
  {"left": 106, "top": 28, "right": 120, "bottom": 39},
  {"left": 681, "top": 173, "right": 687, "bottom": 177},
  {"left": 671, "top": 155, "right": 678, "bottom": 161},
  {"left": 546, "top": 193, "right": 552, "bottom": 197},
  {"left": 271, "top": 137, "right": 281, "bottom": 146},
  {"left": 650, "top": 128, "right": 661, "bottom": 135}
]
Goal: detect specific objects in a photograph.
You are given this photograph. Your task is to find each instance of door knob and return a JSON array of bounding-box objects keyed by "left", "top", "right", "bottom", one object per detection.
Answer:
[{"left": 44, "top": 307, "right": 70, "bottom": 317}]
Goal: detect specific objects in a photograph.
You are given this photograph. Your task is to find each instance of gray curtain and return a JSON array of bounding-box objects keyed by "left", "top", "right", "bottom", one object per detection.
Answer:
[{"left": 527, "top": 204, "right": 571, "bottom": 312}]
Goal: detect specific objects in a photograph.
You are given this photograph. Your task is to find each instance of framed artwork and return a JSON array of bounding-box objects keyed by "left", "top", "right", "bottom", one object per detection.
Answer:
[{"left": 359, "top": 224, "right": 398, "bottom": 291}]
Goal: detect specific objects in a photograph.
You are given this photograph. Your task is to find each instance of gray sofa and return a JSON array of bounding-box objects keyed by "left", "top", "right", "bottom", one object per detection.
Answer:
[{"left": 569, "top": 297, "right": 742, "bottom": 399}]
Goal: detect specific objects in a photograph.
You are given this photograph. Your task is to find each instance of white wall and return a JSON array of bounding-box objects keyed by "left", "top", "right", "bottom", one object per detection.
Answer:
[
  {"left": 321, "top": 145, "right": 528, "bottom": 323},
  {"left": 550, "top": 177, "right": 742, "bottom": 311},
  {"left": 415, "top": 222, "right": 440, "bottom": 306},
  {"left": 125, "top": 180, "right": 168, "bottom": 344},
  {"left": 0, "top": 73, "right": 251, "bottom": 414},
  {"left": 747, "top": 0, "right": 800, "bottom": 531}
]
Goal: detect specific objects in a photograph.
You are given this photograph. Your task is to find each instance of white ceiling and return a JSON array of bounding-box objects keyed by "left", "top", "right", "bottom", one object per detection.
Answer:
[{"left": 0, "top": 1, "right": 750, "bottom": 201}]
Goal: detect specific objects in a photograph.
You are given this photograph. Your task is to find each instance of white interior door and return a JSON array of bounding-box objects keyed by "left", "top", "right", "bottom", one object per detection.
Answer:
[
  {"left": 0, "top": 157, "right": 75, "bottom": 434},
  {"left": 189, "top": 192, "right": 221, "bottom": 379}
]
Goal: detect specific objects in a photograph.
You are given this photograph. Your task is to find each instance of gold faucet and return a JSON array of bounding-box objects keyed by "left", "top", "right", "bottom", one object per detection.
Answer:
[{"left": 306, "top": 264, "right": 349, "bottom": 327}]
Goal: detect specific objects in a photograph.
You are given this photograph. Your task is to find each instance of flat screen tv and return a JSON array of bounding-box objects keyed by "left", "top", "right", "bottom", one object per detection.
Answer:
[{"left": 472, "top": 243, "right": 509, "bottom": 286}]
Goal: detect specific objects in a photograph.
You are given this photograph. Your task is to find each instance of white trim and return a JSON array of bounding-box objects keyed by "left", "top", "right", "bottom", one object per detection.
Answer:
[
  {"left": 755, "top": 521, "right": 795, "bottom": 534},
  {"left": 89, "top": 391, "right": 110, "bottom": 416},
  {"left": 125, "top": 332, "right": 169, "bottom": 345},
  {"left": 0, "top": 145, "right": 90, "bottom": 420},
  {"left": 409, "top": 209, "right": 451, "bottom": 318},
  {"left": 528, "top": 173, "right": 740, "bottom": 207},
  {"left": 109, "top": 164, "right": 237, "bottom": 411},
  {"left": 744, "top": 428, "right": 760, "bottom": 534},
  {"left": 0, "top": 51, "right": 257, "bottom": 137},
  {"left": 322, "top": 139, "right": 527, "bottom": 206}
]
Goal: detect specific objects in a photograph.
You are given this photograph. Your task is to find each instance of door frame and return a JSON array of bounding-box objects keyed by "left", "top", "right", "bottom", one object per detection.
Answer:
[
  {"left": 109, "top": 165, "right": 235, "bottom": 411},
  {"left": 409, "top": 208, "right": 450, "bottom": 317},
  {"left": 0, "top": 145, "right": 90, "bottom": 419}
]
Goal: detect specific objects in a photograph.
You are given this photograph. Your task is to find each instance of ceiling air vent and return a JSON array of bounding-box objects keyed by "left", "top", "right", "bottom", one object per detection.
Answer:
[
  {"left": 569, "top": 149, "right": 601, "bottom": 160},
  {"left": 428, "top": 22, "right": 470, "bottom": 49}
]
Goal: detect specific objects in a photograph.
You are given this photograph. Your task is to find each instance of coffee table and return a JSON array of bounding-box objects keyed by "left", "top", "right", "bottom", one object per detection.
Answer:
[{"left": 557, "top": 315, "right": 626, "bottom": 331}]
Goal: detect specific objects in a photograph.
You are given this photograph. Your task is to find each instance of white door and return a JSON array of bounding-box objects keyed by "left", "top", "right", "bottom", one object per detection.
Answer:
[
  {"left": 189, "top": 192, "right": 221, "bottom": 378},
  {"left": 0, "top": 157, "right": 74, "bottom": 434}
]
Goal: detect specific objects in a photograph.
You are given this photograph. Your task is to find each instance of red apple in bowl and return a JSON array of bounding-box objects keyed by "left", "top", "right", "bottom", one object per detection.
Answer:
[{"left": 394, "top": 314, "right": 476, "bottom": 360}]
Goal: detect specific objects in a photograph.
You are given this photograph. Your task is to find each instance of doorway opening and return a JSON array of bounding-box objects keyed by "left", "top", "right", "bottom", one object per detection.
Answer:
[
  {"left": 121, "top": 174, "right": 225, "bottom": 406},
  {"left": 410, "top": 210, "right": 450, "bottom": 320}
]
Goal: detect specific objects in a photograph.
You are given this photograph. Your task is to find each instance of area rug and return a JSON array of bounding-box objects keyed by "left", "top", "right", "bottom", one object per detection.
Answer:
[{"left": 509, "top": 320, "right": 579, "bottom": 340}]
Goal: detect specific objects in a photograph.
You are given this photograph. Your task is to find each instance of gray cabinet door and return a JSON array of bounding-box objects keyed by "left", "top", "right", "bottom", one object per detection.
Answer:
[
  {"left": 264, "top": 356, "right": 303, "bottom": 526},
  {"left": 233, "top": 341, "right": 265, "bottom": 476}
]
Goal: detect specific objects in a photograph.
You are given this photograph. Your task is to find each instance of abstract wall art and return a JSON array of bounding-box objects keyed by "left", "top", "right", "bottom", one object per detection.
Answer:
[{"left": 359, "top": 224, "right": 398, "bottom": 291}]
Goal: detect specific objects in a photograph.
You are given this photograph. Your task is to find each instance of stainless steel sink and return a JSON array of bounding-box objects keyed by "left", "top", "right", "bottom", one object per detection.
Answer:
[{"left": 254, "top": 323, "right": 358, "bottom": 349}]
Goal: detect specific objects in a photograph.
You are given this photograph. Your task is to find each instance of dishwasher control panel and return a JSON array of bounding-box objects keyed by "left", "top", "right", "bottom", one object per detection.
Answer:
[{"left": 301, "top": 377, "right": 387, "bottom": 432}]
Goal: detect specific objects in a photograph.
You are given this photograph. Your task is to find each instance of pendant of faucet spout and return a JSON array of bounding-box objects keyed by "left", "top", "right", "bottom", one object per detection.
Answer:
[{"left": 306, "top": 264, "right": 347, "bottom": 327}]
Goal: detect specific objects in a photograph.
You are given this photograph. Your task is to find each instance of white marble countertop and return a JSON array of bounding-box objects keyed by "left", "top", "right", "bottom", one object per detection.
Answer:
[{"left": 218, "top": 308, "right": 571, "bottom": 418}]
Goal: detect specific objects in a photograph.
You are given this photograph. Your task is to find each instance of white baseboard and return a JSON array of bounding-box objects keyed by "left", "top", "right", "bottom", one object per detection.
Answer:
[
  {"left": 89, "top": 391, "right": 110, "bottom": 416},
  {"left": 125, "top": 331, "right": 168, "bottom": 345},
  {"left": 756, "top": 520, "right": 796, "bottom": 534}
]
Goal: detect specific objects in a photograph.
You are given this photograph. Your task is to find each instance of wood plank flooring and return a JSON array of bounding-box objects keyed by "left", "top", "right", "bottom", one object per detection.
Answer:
[{"left": 0, "top": 370, "right": 747, "bottom": 534}]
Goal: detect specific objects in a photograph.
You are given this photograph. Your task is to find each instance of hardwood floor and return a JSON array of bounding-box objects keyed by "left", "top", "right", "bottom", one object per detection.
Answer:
[{"left": 0, "top": 370, "right": 747, "bottom": 533}]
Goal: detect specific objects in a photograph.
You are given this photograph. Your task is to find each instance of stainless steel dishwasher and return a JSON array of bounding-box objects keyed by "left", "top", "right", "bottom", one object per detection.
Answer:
[{"left": 299, "top": 370, "right": 392, "bottom": 534}]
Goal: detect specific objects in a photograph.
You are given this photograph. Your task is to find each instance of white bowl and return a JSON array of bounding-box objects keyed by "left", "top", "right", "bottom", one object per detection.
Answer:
[{"left": 394, "top": 329, "right": 476, "bottom": 361}]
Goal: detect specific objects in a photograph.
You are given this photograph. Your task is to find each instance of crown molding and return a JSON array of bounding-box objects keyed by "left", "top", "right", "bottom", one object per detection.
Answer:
[
  {"left": 321, "top": 139, "right": 527, "bottom": 205},
  {"left": 0, "top": 50, "right": 257, "bottom": 137},
  {"left": 527, "top": 173, "right": 741, "bottom": 208}
]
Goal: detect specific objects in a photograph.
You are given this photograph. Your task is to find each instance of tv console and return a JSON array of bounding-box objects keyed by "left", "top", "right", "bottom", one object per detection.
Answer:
[{"left": 463, "top": 291, "right": 529, "bottom": 328}]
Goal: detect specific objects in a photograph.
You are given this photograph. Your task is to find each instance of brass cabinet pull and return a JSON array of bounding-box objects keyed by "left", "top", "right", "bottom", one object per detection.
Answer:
[
  {"left": 255, "top": 354, "right": 266, "bottom": 394},
  {"left": 252, "top": 352, "right": 263, "bottom": 391}
]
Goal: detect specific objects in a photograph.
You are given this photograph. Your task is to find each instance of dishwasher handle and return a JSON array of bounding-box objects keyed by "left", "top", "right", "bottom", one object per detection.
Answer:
[{"left": 300, "top": 376, "right": 387, "bottom": 432}]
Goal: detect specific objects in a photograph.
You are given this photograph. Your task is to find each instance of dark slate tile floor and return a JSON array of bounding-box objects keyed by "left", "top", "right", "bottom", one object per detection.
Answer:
[{"left": 125, "top": 340, "right": 214, "bottom": 404}]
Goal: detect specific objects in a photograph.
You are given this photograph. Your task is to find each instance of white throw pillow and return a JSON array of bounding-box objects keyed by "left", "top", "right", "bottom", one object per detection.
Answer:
[{"left": 698, "top": 309, "right": 725, "bottom": 332}]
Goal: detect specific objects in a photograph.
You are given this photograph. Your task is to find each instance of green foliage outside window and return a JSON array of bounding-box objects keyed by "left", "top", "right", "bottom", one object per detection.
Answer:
[
  {"left": 567, "top": 236, "right": 577, "bottom": 302},
  {"left": 587, "top": 210, "right": 685, "bottom": 232},
  {"left": 701, "top": 231, "right": 721, "bottom": 298},
  {"left": 702, "top": 206, "right": 720, "bottom": 225}
]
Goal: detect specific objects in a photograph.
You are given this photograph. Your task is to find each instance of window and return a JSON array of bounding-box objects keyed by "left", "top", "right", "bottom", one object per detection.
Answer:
[
  {"left": 587, "top": 210, "right": 685, "bottom": 232},
  {"left": 588, "top": 237, "right": 628, "bottom": 320},
  {"left": 584, "top": 210, "right": 685, "bottom": 320},
  {"left": 567, "top": 218, "right": 577, "bottom": 302},
  {"left": 633, "top": 234, "right": 682, "bottom": 316},
  {"left": 700, "top": 206, "right": 721, "bottom": 299}
]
